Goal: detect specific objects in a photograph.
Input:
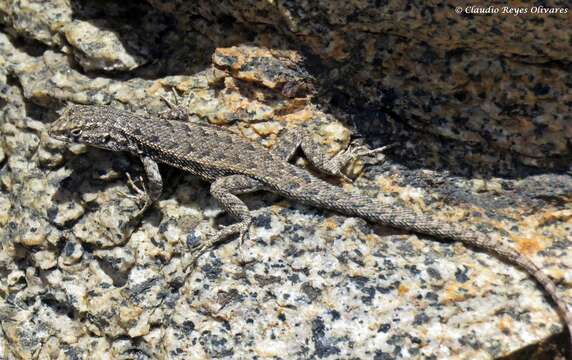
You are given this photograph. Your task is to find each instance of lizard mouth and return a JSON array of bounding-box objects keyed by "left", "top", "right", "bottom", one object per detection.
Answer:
[
  {"left": 47, "top": 127, "right": 74, "bottom": 143},
  {"left": 47, "top": 128, "right": 63, "bottom": 139}
]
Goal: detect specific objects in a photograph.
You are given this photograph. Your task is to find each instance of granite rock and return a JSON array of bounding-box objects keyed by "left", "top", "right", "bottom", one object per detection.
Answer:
[
  {"left": 63, "top": 19, "right": 149, "bottom": 72},
  {"left": 1, "top": 1, "right": 571, "bottom": 359},
  {"left": 145, "top": 0, "right": 572, "bottom": 174},
  {"left": 0, "top": 0, "right": 71, "bottom": 46}
]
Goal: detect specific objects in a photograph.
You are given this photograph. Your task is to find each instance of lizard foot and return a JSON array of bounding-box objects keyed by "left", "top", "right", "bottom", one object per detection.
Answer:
[
  {"left": 323, "top": 142, "right": 396, "bottom": 183},
  {"left": 118, "top": 173, "right": 147, "bottom": 204},
  {"left": 189, "top": 222, "right": 251, "bottom": 258},
  {"left": 127, "top": 172, "right": 147, "bottom": 198},
  {"left": 348, "top": 141, "right": 396, "bottom": 163},
  {"left": 160, "top": 88, "right": 188, "bottom": 121},
  {"left": 117, "top": 173, "right": 155, "bottom": 242},
  {"left": 122, "top": 173, "right": 155, "bottom": 220}
]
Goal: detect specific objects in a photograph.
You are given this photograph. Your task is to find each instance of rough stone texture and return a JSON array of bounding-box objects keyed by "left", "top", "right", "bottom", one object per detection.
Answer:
[
  {"left": 144, "top": 0, "right": 572, "bottom": 175},
  {"left": 63, "top": 19, "right": 149, "bottom": 72},
  {"left": 1, "top": 1, "right": 571, "bottom": 359}
]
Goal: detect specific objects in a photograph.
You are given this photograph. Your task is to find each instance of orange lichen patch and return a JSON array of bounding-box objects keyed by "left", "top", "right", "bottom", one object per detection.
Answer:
[
  {"left": 506, "top": 204, "right": 569, "bottom": 225},
  {"left": 145, "top": 80, "right": 165, "bottom": 96},
  {"left": 498, "top": 317, "right": 513, "bottom": 336},
  {"left": 213, "top": 45, "right": 312, "bottom": 98},
  {"left": 215, "top": 87, "right": 275, "bottom": 123},
  {"left": 251, "top": 121, "right": 283, "bottom": 137},
  {"left": 536, "top": 209, "right": 572, "bottom": 227},
  {"left": 514, "top": 236, "right": 543, "bottom": 256},
  {"left": 374, "top": 177, "right": 422, "bottom": 204},
  {"left": 363, "top": 233, "right": 380, "bottom": 246},
  {"left": 500, "top": 208, "right": 572, "bottom": 252},
  {"left": 373, "top": 171, "right": 565, "bottom": 253},
  {"left": 442, "top": 283, "right": 469, "bottom": 304},
  {"left": 279, "top": 108, "right": 316, "bottom": 125},
  {"left": 436, "top": 209, "right": 481, "bottom": 226},
  {"left": 223, "top": 77, "right": 240, "bottom": 92},
  {"left": 398, "top": 283, "right": 409, "bottom": 296},
  {"left": 167, "top": 46, "right": 321, "bottom": 129},
  {"left": 273, "top": 95, "right": 312, "bottom": 112},
  {"left": 223, "top": 91, "right": 257, "bottom": 113},
  {"left": 215, "top": 46, "right": 303, "bottom": 72},
  {"left": 323, "top": 218, "right": 338, "bottom": 231}
]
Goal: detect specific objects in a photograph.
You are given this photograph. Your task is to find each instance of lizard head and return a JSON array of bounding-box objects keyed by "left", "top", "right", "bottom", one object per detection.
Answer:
[{"left": 49, "top": 104, "right": 127, "bottom": 151}]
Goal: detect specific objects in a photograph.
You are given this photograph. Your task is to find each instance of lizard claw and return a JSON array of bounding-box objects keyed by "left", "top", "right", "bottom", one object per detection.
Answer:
[
  {"left": 349, "top": 142, "right": 396, "bottom": 165},
  {"left": 117, "top": 189, "right": 145, "bottom": 206},
  {"left": 356, "top": 143, "right": 396, "bottom": 157},
  {"left": 187, "top": 221, "right": 252, "bottom": 260},
  {"left": 160, "top": 88, "right": 182, "bottom": 108},
  {"left": 118, "top": 173, "right": 148, "bottom": 206},
  {"left": 189, "top": 239, "right": 207, "bottom": 254},
  {"left": 238, "top": 227, "right": 250, "bottom": 246},
  {"left": 160, "top": 96, "right": 177, "bottom": 110},
  {"left": 126, "top": 172, "right": 146, "bottom": 196},
  {"left": 160, "top": 88, "right": 189, "bottom": 121}
]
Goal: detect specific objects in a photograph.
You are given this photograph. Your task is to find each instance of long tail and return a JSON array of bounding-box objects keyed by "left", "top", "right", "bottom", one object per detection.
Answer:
[
  {"left": 286, "top": 180, "right": 572, "bottom": 350},
  {"left": 375, "top": 210, "right": 572, "bottom": 354}
]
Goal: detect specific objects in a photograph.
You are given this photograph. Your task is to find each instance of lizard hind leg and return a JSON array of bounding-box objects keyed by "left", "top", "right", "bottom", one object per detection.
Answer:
[
  {"left": 192, "top": 175, "right": 263, "bottom": 254},
  {"left": 272, "top": 129, "right": 394, "bottom": 181}
]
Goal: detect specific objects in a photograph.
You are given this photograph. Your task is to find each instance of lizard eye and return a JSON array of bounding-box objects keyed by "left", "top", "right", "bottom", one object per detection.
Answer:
[{"left": 70, "top": 128, "right": 82, "bottom": 137}]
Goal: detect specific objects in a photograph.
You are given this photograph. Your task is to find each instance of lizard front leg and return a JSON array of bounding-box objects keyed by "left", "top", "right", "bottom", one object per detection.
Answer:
[
  {"left": 272, "top": 129, "right": 392, "bottom": 181},
  {"left": 193, "top": 175, "right": 263, "bottom": 254},
  {"left": 122, "top": 156, "right": 163, "bottom": 237}
]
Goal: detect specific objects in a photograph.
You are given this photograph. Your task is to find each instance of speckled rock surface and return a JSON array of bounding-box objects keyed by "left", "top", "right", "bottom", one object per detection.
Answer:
[
  {"left": 144, "top": 0, "right": 572, "bottom": 174},
  {"left": 1, "top": 1, "right": 571, "bottom": 359},
  {"left": 63, "top": 19, "right": 149, "bottom": 72}
]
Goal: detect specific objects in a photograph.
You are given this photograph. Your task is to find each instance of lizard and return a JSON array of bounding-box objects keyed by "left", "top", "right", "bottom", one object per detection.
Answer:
[{"left": 48, "top": 102, "right": 572, "bottom": 353}]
